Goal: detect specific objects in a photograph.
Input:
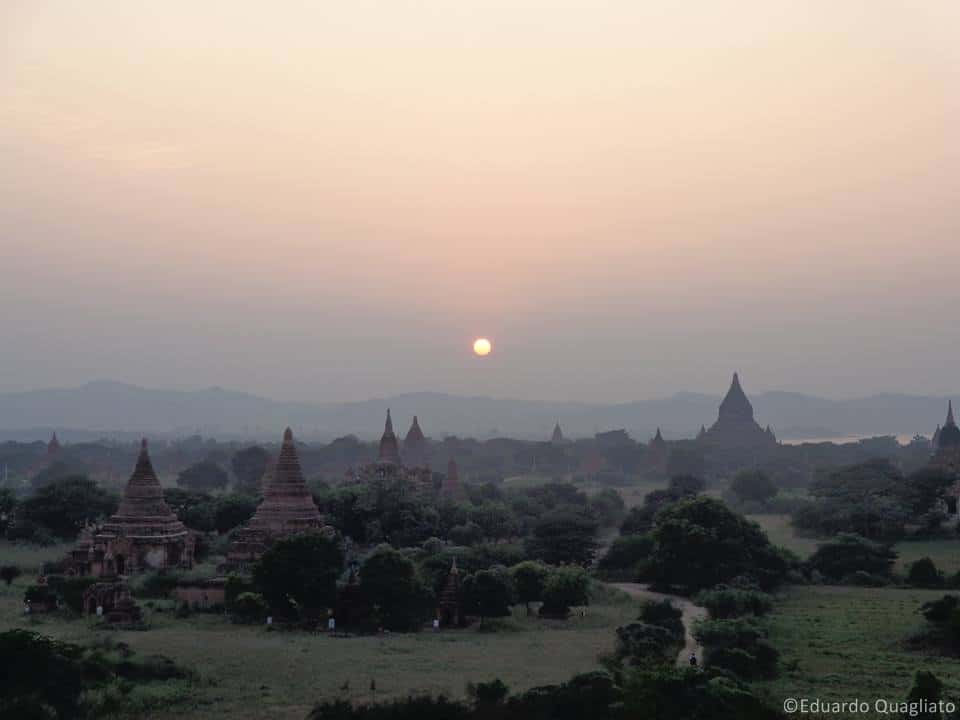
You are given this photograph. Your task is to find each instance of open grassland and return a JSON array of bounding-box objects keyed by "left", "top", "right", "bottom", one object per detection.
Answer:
[
  {"left": 748, "top": 515, "right": 960, "bottom": 575},
  {"left": 0, "top": 556, "right": 637, "bottom": 720},
  {"left": 761, "top": 585, "right": 960, "bottom": 717}
]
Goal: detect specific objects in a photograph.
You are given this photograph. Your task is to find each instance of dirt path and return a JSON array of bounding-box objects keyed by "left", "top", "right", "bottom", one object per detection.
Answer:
[{"left": 609, "top": 583, "right": 707, "bottom": 668}]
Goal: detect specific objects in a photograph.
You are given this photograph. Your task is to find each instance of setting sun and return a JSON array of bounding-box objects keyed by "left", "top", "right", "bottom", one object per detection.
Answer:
[{"left": 473, "top": 338, "right": 492, "bottom": 356}]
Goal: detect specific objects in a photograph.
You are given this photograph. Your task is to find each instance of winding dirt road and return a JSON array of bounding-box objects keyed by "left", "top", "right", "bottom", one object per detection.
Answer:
[{"left": 610, "top": 583, "right": 707, "bottom": 667}]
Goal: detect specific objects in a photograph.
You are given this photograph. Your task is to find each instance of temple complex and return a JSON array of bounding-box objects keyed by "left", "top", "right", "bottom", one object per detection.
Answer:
[
  {"left": 402, "top": 415, "right": 428, "bottom": 468},
  {"left": 351, "top": 411, "right": 434, "bottom": 493},
  {"left": 436, "top": 558, "right": 463, "bottom": 627},
  {"left": 648, "top": 428, "right": 668, "bottom": 473},
  {"left": 228, "top": 428, "right": 332, "bottom": 567},
  {"left": 930, "top": 401, "right": 960, "bottom": 476},
  {"left": 699, "top": 373, "right": 777, "bottom": 448},
  {"left": 66, "top": 439, "right": 195, "bottom": 577}
]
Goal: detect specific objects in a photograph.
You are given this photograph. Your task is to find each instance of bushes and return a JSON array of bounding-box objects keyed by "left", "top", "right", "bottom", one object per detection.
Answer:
[
  {"left": 0, "top": 565, "right": 22, "bottom": 586},
  {"left": 615, "top": 623, "right": 679, "bottom": 666},
  {"left": 694, "top": 618, "right": 779, "bottom": 680},
  {"left": 908, "top": 557, "right": 944, "bottom": 588},
  {"left": 230, "top": 592, "right": 268, "bottom": 624},
  {"left": 131, "top": 571, "right": 182, "bottom": 600},
  {"left": 540, "top": 566, "right": 590, "bottom": 618},
  {"left": 638, "top": 599, "right": 684, "bottom": 639},
  {"left": 597, "top": 535, "right": 653, "bottom": 578},
  {"left": 807, "top": 534, "right": 896, "bottom": 582},
  {"left": 695, "top": 587, "right": 773, "bottom": 620}
]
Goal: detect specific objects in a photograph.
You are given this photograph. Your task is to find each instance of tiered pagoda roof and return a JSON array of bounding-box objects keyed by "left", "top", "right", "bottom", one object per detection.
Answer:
[
  {"left": 99, "top": 440, "right": 189, "bottom": 541},
  {"left": 377, "top": 410, "right": 402, "bottom": 465},
  {"left": 228, "top": 428, "right": 329, "bottom": 564},
  {"left": 650, "top": 428, "right": 666, "bottom": 450},
  {"left": 701, "top": 373, "right": 776, "bottom": 448},
  {"left": 402, "top": 415, "right": 427, "bottom": 467}
]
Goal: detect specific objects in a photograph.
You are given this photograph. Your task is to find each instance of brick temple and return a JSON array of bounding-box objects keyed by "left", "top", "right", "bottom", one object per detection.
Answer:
[
  {"left": 699, "top": 373, "right": 777, "bottom": 448},
  {"left": 67, "top": 439, "right": 195, "bottom": 577},
  {"left": 227, "top": 427, "right": 332, "bottom": 567}
]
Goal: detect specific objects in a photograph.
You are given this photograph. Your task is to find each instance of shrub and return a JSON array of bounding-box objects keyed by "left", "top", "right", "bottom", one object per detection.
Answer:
[
  {"left": 615, "top": 623, "right": 679, "bottom": 666},
  {"left": 539, "top": 566, "right": 590, "bottom": 618},
  {"left": 807, "top": 533, "right": 896, "bottom": 581},
  {"left": 230, "top": 592, "right": 268, "bottom": 624},
  {"left": 695, "top": 587, "right": 773, "bottom": 620},
  {"left": 908, "top": 557, "right": 944, "bottom": 588},
  {"left": 597, "top": 535, "right": 653, "bottom": 577},
  {"left": 638, "top": 599, "right": 684, "bottom": 639}
]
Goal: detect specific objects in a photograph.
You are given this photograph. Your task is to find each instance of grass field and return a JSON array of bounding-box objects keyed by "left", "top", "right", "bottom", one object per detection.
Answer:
[
  {"left": 761, "top": 585, "right": 960, "bottom": 717},
  {"left": 748, "top": 514, "right": 960, "bottom": 575},
  {"left": 0, "top": 543, "right": 638, "bottom": 720}
]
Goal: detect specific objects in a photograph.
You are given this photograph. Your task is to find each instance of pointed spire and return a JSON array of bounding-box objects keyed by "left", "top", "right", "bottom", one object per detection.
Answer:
[
  {"left": 650, "top": 427, "right": 666, "bottom": 448},
  {"left": 48, "top": 432, "right": 61, "bottom": 455},
  {"left": 377, "top": 409, "right": 401, "bottom": 464},
  {"left": 283, "top": 427, "right": 294, "bottom": 444},
  {"left": 551, "top": 421, "right": 564, "bottom": 444},
  {"left": 450, "top": 556, "right": 459, "bottom": 574},
  {"left": 403, "top": 415, "right": 427, "bottom": 466},
  {"left": 718, "top": 371, "right": 754, "bottom": 422},
  {"left": 947, "top": 401, "right": 956, "bottom": 427},
  {"left": 936, "top": 401, "right": 960, "bottom": 449}
]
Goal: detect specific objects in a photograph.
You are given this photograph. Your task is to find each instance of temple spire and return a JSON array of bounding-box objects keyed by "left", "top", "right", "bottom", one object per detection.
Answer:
[
  {"left": 378, "top": 409, "right": 401, "bottom": 464},
  {"left": 551, "top": 421, "right": 564, "bottom": 444},
  {"left": 948, "top": 401, "right": 956, "bottom": 428},
  {"left": 48, "top": 432, "right": 61, "bottom": 455}
]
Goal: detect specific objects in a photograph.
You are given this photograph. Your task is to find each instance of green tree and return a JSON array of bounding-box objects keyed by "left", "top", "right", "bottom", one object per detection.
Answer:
[
  {"left": 908, "top": 557, "right": 944, "bottom": 588},
  {"left": 729, "top": 470, "right": 778, "bottom": 505},
  {"left": 0, "top": 630, "right": 87, "bottom": 720},
  {"left": 19, "top": 476, "right": 117, "bottom": 540},
  {"left": 463, "top": 568, "right": 514, "bottom": 624},
  {"left": 526, "top": 508, "right": 599, "bottom": 566},
  {"left": 253, "top": 532, "right": 343, "bottom": 616},
  {"left": 177, "top": 460, "right": 229, "bottom": 492},
  {"left": 0, "top": 488, "right": 16, "bottom": 531},
  {"left": 807, "top": 533, "right": 896, "bottom": 581},
  {"left": 213, "top": 494, "right": 258, "bottom": 533},
  {"left": 510, "top": 561, "right": 550, "bottom": 615},
  {"left": 360, "top": 545, "right": 433, "bottom": 631},
  {"left": 540, "top": 566, "right": 590, "bottom": 617},
  {"left": 647, "top": 496, "right": 790, "bottom": 593},
  {"left": 231, "top": 446, "right": 270, "bottom": 493}
]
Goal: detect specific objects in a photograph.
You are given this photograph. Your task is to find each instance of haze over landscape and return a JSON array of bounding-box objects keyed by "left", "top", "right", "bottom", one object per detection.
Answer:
[{"left": 3, "top": 1, "right": 959, "bottom": 408}]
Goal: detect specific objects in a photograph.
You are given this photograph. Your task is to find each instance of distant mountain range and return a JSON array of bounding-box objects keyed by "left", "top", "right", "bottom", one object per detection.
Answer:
[{"left": 0, "top": 380, "right": 952, "bottom": 443}]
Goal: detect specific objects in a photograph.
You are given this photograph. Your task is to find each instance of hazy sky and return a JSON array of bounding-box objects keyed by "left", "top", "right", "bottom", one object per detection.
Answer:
[{"left": 2, "top": 1, "right": 958, "bottom": 403}]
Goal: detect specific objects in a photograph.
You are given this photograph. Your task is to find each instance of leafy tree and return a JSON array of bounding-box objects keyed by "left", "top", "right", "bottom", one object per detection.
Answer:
[
  {"left": 463, "top": 568, "right": 514, "bottom": 624},
  {"left": 729, "top": 470, "right": 778, "bottom": 505},
  {"left": 510, "top": 561, "right": 550, "bottom": 615},
  {"left": 0, "top": 566, "right": 21, "bottom": 586},
  {"left": 694, "top": 618, "right": 779, "bottom": 680},
  {"left": 620, "top": 483, "right": 697, "bottom": 536},
  {"left": 620, "top": 665, "right": 780, "bottom": 720},
  {"left": 793, "top": 459, "right": 910, "bottom": 539},
  {"left": 230, "top": 592, "right": 269, "bottom": 624},
  {"left": 902, "top": 467, "right": 958, "bottom": 523},
  {"left": 638, "top": 599, "right": 684, "bottom": 638},
  {"left": 213, "top": 494, "right": 258, "bottom": 533},
  {"left": 231, "top": 446, "right": 270, "bottom": 492},
  {"left": 30, "top": 461, "right": 87, "bottom": 491},
  {"left": 598, "top": 535, "right": 654, "bottom": 577},
  {"left": 540, "top": 566, "right": 590, "bottom": 617},
  {"left": 449, "top": 521, "right": 484, "bottom": 546},
  {"left": 908, "top": 557, "right": 944, "bottom": 588},
  {"left": 19, "top": 476, "right": 117, "bottom": 540},
  {"left": 695, "top": 586, "right": 773, "bottom": 619},
  {"left": 588, "top": 489, "right": 627, "bottom": 528},
  {"left": 253, "top": 532, "right": 344, "bottom": 616},
  {"left": 177, "top": 460, "right": 229, "bottom": 492},
  {"left": 360, "top": 545, "right": 433, "bottom": 631},
  {"left": 526, "top": 508, "right": 599, "bottom": 566},
  {"left": 615, "top": 622, "right": 679, "bottom": 666},
  {"left": 0, "top": 630, "right": 86, "bottom": 720},
  {"left": 807, "top": 533, "right": 896, "bottom": 581},
  {"left": 646, "top": 496, "right": 791, "bottom": 593}
]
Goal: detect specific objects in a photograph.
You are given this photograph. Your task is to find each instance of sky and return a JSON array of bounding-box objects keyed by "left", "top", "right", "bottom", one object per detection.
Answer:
[{"left": 1, "top": 1, "right": 958, "bottom": 403}]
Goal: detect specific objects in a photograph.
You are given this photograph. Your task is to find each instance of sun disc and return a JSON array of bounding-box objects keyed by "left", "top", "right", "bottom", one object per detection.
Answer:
[{"left": 473, "top": 337, "right": 492, "bottom": 356}]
